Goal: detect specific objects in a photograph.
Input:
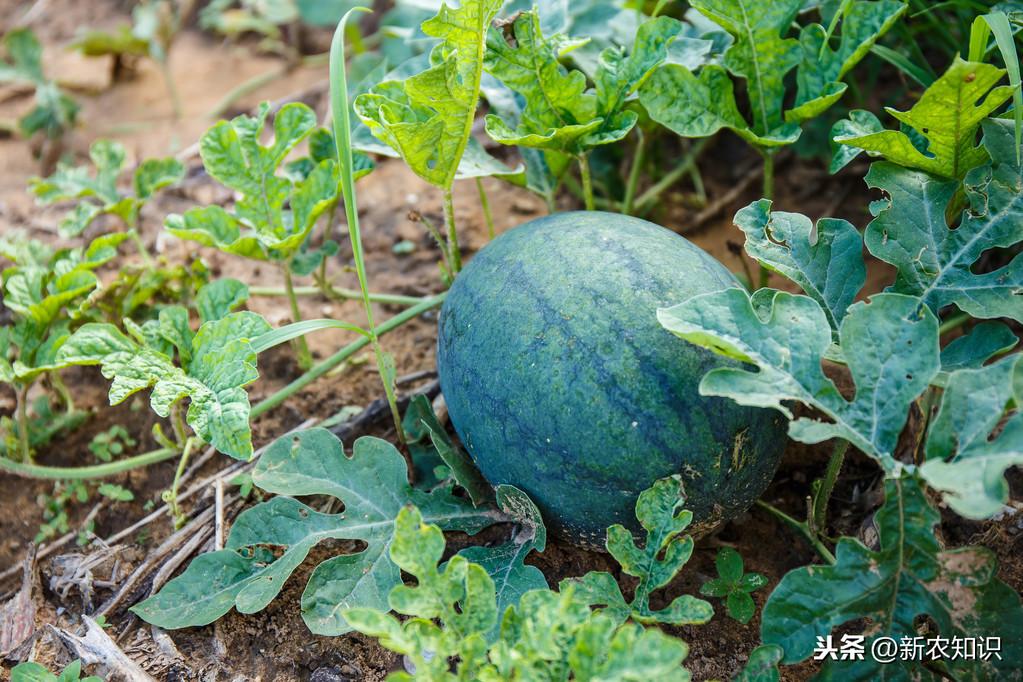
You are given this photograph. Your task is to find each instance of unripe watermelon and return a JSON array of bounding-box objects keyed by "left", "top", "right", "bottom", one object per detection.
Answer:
[{"left": 437, "top": 212, "right": 786, "bottom": 548}]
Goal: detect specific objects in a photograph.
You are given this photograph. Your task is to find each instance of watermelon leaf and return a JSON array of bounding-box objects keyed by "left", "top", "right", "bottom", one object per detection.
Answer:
[
  {"left": 939, "top": 321, "right": 1018, "bottom": 372},
  {"left": 353, "top": 0, "right": 506, "bottom": 190},
  {"left": 836, "top": 58, "right": 1013, "bottom": 178},
  {"left": 459, "top": 485, "right": 548, "bottom": 640},
  {"left": 562, "top": 475, "right": 714, "bottom": 627},
  {"left": 736, "top": 645, "right": 783, "bottom": 682},
  {"left": 921, "top": 354, "right": 1023, "bottom": 519},
  {"left": 761, "top": 476, "right": 1023, "bottom": 680},
  {"left": 29, "top": 139, "right": 183, "bottom": 237},
  {"left": 699, "top": 547, "right": 767, "bottom": 624},
  {"left": 130, "top": 429, "right": 502, "bottom": 634},
  {"left": 828, "top": 109, "right": 883, "bottom": 173},
  {"left": 659, "top": 289, "right": 939, "bottom": 471},
  {"left": 344, "top": 504, "right": 695, "bottom": 680},
  {"left": 165, "top": 102, "right": 339, "bottom": 263},
  {"left": 733, "top": 199, "right": 866, "bottom": 331},
  {"left": 864, "top": 120, "right": 1023, "bottom": 321}
]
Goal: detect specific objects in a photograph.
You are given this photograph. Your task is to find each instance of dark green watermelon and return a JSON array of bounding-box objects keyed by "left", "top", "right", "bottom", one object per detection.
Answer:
[{"left": 437, "top": 211, "right": 786, "bottom": 548}]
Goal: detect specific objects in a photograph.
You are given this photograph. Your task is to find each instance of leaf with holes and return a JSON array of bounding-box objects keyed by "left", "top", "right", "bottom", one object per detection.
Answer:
[
  {"left": 459, "top": 485, "right": 548, "bottom": 640},
  {"left": 864, "top": 119, "right": 1023, "bottom": 321},
  {"left": 130, "top": 428, "right": 501, "bottom": 633},
  {"left": 921, "top": 354, "right": 1023, "bottom": 519},
  {"left": 761, "top": 476, "right": 1023, "bottom": 680},
  {"left": 658, "top": 290, "right": 939, "bottom": 470},
  {"left": 734, "top": 199, "right": 866, "bottom": 330}
]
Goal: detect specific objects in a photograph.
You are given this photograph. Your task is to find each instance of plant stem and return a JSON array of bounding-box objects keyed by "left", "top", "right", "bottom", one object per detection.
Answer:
[
  {"left": 252, "top": 294, "right": 445, "bottom": 419},
  {"left": 633, "top": 138, "right": 710, "bottom": 212},
  {"left": 811, "top": 440, "right": 849, "bottom": 534},
  {"left": 756, "top": 500, "right": 836, "bottom": 565},
  {"left": 622, "top": 130, "right": 646, "bottom": 215},
  {"left": 578, "top": 154, "right": 595, "bottom": 211},
  {"left": 283, "top": 264, "right": 313, "bottom": 370},
  {"left": 127, "top": 228, "right": 154, "bottom": 266},
  {"left": 164, "top": 437, "right": 196, "bottom": 528},
  {"left": 158, "top": 57, "right": 183, "bottom": 120},
  {"left": 250, "top": 285, "right": 426, "bottom": 307},
  {"left": 442, "top": 189, "right": 462, "bottom": 274},
  {"left": 476, "top": 178, "right": 496, "bottom": 241},
  {"left": 49, "top": 371, "right": 74, "bottom": 414},
  {"left": 0, "top": 447, "right": 179, "bottom": 480},
  {"left": 938, "top": 311, "right": 971, "bottom": 335},
  {"left": 15, "top": 383, "right": 31, "bottom": 463}
]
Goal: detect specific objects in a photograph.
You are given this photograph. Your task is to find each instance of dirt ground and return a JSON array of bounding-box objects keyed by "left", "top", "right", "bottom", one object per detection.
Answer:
[{"left": 0, "top": 2, "right": 1020, "bottom": 681}]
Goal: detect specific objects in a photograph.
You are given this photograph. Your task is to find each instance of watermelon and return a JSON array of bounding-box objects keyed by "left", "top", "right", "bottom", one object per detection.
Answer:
[{"left": 437, "top": 211, "right": 786, "bottom": 548}]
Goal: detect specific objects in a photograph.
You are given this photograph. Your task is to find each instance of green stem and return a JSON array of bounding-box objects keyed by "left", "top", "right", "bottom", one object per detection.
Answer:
[
  {"left": 442, "top": 189, "right": 462, "bottom": 274},
  {"left": 0, "top": 447, "right": 179, "bottom": 480},
  {"left": 164, "top": 437, "right": 196, "bottom": 528},
  {"left": 127, "top": 228, "right": 154, "bottom": 266},
  {"left": 633, "top": 138, "right": 710, "bottom": 212},
  {"left": 158, "top": 57, "right": 183, "bottom": 120},
  {"left": 938, "top": 311, "right": 971, "bottom": 335},
  {"left": 15, "top": 383, "right": 31, "bottom": 463},
  {"left": 49, "top": 371, "right": 74, "bottom": 414},
  {"left": 811, "top": 440, "right": 849, "bottom": 534},
  {"left": 756, "top": 500, "right": 836, "bottom": 565},
  {"left": 252, "top": 294, "right": 445, "bottom": 419},
  {"left": 578, "top": 154, "right": 595, "bottom": 211},
  {"left": 476, "top": 178, "right": 496, "bottom": 241},
  {"left": 283, "top": 264, "right": 313, "bottom": 370},
  {"left": 250, "top": 285, "right": 426, "bottom": 307},
  {"left": 622, "top": 130, "right": 646, "bottom": 216}
]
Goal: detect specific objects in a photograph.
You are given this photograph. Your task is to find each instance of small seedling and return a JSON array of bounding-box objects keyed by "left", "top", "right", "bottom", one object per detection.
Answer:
[
  {"left": 699, "top": 547, "right": 767, "bottom": 624},
  {"left": 88, "top": 425, "right": 137, "bottom": 463}
]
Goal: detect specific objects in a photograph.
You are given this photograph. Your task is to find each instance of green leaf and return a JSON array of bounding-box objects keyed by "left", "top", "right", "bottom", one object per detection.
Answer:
[
  {"left": 690, "top": 0, "right": 803, "bottom": 135},
  {"left": 195, "top": 278, "right": 249, "bottom": 324},
  {"left": 29, "top": 139, "right": 182, "bottom": 237},
  {"left": 0, "top": 29, "right": 45, "bottom": 84},
  {"left": 638, "top": 63, "right": 800, "bottom": 148},
  {"left": 564, "top": 476, "right": 714, "bottom": 627},
  {"left": 403, "top": 394, "right": 492, "bottom": 505},
  {"left": 593, "top": 16, "right": 683, "bottom": 121},
  {"left": 459, "top": 485, "right": 548, "bottom": 640},
  {"left": 354, "top": 0, "right": 503, "bottom": 189},
  {"left": 483, "top": 10, "right": 613, "bottom": 156},
  {"left": 699, "top": 547, "right": 765, "bottom": 624},
  {"left": 71, "top": 24, "right": 150, "bottom": 58},
  {"left": 828, "top": 109, "right": 883, "bottom": 173},
  {"left": 865, "top": 119, "right": 1023, "bottom": 321},
  {"left": 97, "top": 483, "right": 134, "bottom": 502},
  {"left": 659, "top": 290, "right": 939, "bottom": 470},
  {"left": 836, "top": 58, "right": 1013, "bottom": 178},
  {"left": 921, "top": 354, "right": 1023, "bottom": 519},
  {"left": 940, "top": 321, "right": 1017, "bottom": 372},
  {"left": 57, "top": 311, "right": 271, "bottom": 459},
  {"left": 761, "top": 476, "right": 1023, "bottom": 680},
  {"left": 131, "top": 429, "right": 501, "bottom": 634},
  {"left": 734, "top": 199, "right": 865, "bottom": 330},
  {"left": 786, "top": 1, "right": 906, "bottom": 124},
  {"left": 735, "top": 645, "right": 783, "bottom": 682}
]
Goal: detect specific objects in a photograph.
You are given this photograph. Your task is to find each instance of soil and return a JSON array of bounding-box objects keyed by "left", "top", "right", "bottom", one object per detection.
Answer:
[{"left": 0, "top": 2, "right": 1019, "bottom": 681}]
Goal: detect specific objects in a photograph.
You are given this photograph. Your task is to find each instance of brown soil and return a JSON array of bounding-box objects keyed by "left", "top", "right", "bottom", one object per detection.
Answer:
[{"left": 0, "top": 2, "right": 1019, "bottom": 681}]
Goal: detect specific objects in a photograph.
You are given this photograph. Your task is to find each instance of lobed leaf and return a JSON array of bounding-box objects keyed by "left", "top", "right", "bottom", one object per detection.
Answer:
[
  {"left": 131, "top": 429, "right": 500, "bottom": 634},
  {"left": 836, "top": 58, "right": 1013, "bottom": 179},
  {"left": 865, "top": 119, "right": 1023, "bottom": 321},
  {"left": 761, "top": 476, "right": 1023, "bottom": 680},
  {"left": 734, "top": 199, "right": 866, "bottom": 330},
  {"left": 659, "top": 290, "right": 939, "bottom": 470},
  {"left": 563, "top": 476, "right": 713, "bottom": 627},
  {"left": 921, "top": 354, "right": 1023, "bottom": 519}
]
